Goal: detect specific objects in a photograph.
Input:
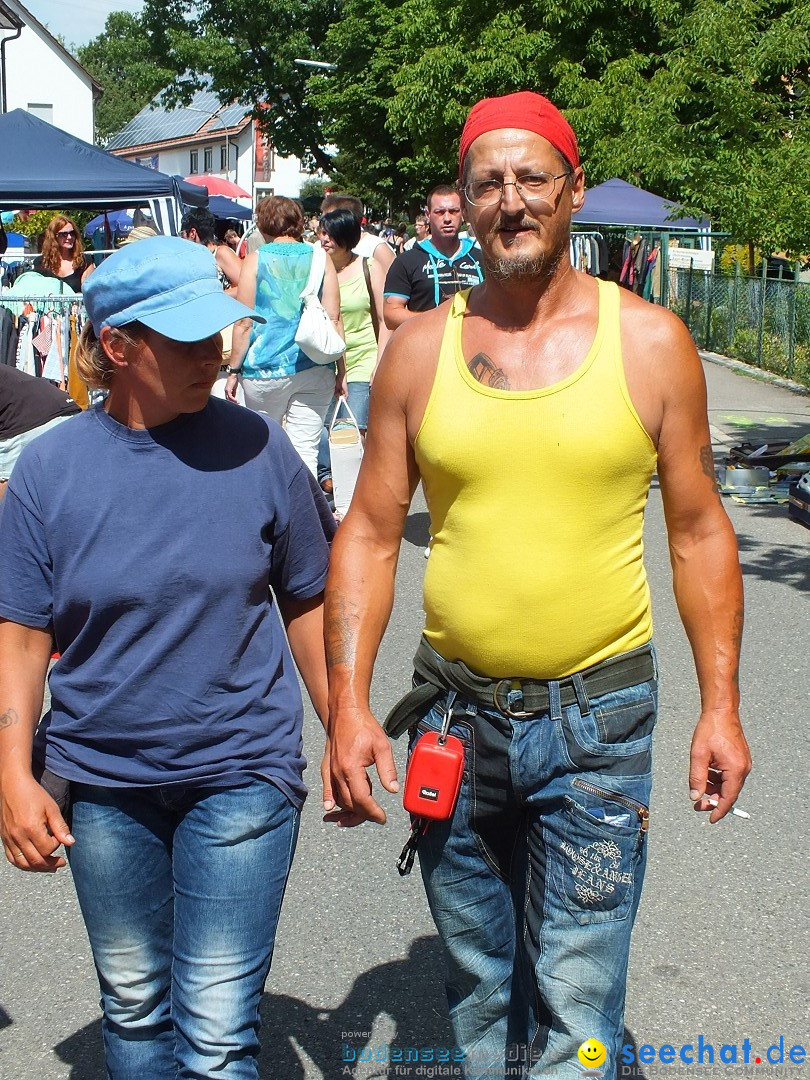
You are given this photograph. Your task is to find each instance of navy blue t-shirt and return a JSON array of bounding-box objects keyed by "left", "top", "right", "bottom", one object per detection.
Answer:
[{"left": 0, "top": 399, "right": 335, "bottom": 808}]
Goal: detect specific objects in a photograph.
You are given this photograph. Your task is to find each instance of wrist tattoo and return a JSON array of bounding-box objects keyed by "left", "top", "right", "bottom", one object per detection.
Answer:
[
  {"left": 325, "top": 595, "right": 357, "bottom": 669},
  {"left": 0, "top": 707, "right": 20, "bottom": 730},
  {"left": 468, "top": 353, "right": 511, "bottom": 390}
]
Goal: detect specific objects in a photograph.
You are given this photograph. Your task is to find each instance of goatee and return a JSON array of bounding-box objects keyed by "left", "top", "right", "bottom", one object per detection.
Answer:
[{"left": 482, "top": 238, "right": 566, "bottom": 283}]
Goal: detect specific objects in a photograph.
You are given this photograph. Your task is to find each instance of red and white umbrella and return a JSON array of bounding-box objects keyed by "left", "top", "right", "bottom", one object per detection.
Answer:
[{"left": 184, "top": 175, "right": 251, "bottom": 199}]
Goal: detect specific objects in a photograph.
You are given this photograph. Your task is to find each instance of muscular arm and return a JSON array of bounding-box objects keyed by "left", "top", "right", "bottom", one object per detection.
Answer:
[
  {"left": 325, "top": 326, "right": 424, "bottom": 823},
  {"left": 383, "top": 295, "right": 420, "bottom": 329},
  {"left": 0, "top": 619, "right": 73, "bottom": 870},
  {"left": 653, "top": 314, "right": 751, "bottom": 821}
]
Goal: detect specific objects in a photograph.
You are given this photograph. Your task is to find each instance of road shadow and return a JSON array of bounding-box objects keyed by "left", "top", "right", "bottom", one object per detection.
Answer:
[
  {"left": 53, "top": 1018, "right": 104, "bottom": 1080},
  {"left": 736, "top": 528, "right": 809, "bottom": 593},
  {"left": 258, "top": 935, "right": 451, "bottom": 1078},
  {"left": 51, "top": 937, "right": 648, "bottom": 1079},
  {"left": 402, "top": 511, "right": 431, "bottom": 550},
  {"left": 708, "top": 411, "right": 809, "bottom": 453}
]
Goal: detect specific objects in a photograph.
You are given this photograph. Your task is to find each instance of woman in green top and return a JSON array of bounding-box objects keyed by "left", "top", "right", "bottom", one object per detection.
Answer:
[{"left": 317, "top": 209, "right": 389, "bottom": 491}]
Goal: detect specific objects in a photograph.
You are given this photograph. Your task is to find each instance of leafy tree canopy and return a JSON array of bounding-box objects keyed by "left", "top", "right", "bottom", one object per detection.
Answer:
[
  {"left": 77, "top": 12, "right": 176, "bottom": 145},
  {"left": 139, "top": 0, "right": 339, "bottom": 171},
  {"left": 131, "top": 0, "right": 809, "bottom": 251}
]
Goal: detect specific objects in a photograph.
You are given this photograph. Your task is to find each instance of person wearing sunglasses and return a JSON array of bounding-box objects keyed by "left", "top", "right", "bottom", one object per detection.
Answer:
[{"left": 33, "top": 215, "right": 94, "bottom": 292}]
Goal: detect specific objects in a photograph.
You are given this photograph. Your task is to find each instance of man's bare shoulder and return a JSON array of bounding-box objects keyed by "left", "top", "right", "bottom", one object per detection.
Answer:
[
  {"left": 374, "top": 302, "right": 451, "bottom": 433},
  {"left": 618, "top": 288, "right": 698, "bottom": 362},
  {"left": 381, "top": 303, "right": 449, "bottom": 374}
]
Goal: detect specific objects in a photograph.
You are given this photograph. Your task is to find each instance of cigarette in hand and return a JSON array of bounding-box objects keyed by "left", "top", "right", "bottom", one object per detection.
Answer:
[{"left": 706, "top": 796, "right": 750, "bottom": 820}]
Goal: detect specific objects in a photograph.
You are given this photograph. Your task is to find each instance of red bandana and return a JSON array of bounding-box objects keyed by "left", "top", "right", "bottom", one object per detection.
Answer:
[{"left": 458, "top": 91, "right": 580, "bottom": 175}]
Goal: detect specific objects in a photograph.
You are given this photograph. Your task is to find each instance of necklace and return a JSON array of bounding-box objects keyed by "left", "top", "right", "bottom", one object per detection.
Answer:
[{"left": 332, "top": 251, "right": 356, "bottom": 273}]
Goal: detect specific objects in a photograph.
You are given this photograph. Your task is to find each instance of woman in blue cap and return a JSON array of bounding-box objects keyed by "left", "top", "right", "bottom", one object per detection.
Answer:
[{"left": 0, "top": 236, "right": 337, "bottom": 1078}]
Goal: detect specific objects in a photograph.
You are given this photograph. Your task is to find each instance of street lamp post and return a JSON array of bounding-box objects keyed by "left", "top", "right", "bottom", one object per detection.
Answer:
[{"left": 293, "top": 58, "right": 337, "bottom": 70}]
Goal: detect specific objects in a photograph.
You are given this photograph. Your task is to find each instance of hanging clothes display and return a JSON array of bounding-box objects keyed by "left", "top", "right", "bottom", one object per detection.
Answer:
[
  {"left": 620, "top": 236, "right": 662, "bottom": 299},
  {"left": 0, "top": 293, "right": 87, "bottom": 401},
  {"left": 570, "top": 232, "right": 609, "bottom": 277}
]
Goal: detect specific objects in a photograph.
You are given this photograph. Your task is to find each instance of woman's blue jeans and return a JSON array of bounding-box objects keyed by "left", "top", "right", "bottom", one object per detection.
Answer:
[
  {"left": 411, "top": 649, "right": 658, "bottom": 1079},
  {"left": 67, "top": 779, "right": 300, "bottom": 1079}
]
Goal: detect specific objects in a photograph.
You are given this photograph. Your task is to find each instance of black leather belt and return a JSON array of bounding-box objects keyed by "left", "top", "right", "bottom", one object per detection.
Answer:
[{"left": 383, "top": 636, "right": 655, "bottom": 738}]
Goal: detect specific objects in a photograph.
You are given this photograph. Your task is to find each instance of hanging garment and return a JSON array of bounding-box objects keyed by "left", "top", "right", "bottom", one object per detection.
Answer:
[
  {"left": 67, "top": 311, "right": 89, "bottom": 409},
  {"left": 0, "top": 306, "right": 18, "bottom": 366},
  {"left": 16, "top": 318, "right": 36, "bottom": 376},
  {"left": 41, "top": 318, "right": 64, "bottom": 384}
]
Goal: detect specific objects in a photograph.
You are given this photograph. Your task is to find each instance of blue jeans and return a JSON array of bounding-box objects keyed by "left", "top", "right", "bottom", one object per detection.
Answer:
[
  {"left": 317, "top": 383, "right": 370, "bottom": 484},
  {"left": 411, "top": 648, "right": 658, "bottom": 1079},
  {"left": 67, "top": 779, "right": 300, "bottom": 1079}
]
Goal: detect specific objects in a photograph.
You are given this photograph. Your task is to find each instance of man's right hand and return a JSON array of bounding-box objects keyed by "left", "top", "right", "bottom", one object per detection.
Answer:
[{"left": 327, "top": 704, "right": 399, "bottom": 826}]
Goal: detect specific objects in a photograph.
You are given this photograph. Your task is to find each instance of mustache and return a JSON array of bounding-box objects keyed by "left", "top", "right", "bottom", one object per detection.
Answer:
[{"left": 490, "top": 217, "right": 541, "bottom": 233}]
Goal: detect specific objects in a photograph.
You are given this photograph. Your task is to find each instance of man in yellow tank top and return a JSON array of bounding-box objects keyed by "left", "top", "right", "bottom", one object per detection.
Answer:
[{"left": 325, "top": 92, "right": 750, "bottom": 1079}]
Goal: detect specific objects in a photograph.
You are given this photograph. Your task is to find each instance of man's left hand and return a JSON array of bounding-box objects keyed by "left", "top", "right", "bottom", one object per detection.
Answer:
[{"left": 689, "top": 710, "right": 751, "bottom": 822}]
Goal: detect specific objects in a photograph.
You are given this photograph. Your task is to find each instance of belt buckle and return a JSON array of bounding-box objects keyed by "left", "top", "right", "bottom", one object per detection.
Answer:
[{"left": 493, "top": 679, "right": 535, "bottom": 718}]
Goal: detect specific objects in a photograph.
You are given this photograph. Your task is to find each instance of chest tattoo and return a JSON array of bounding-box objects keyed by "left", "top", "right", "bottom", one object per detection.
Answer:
[{"left": 467, "top": 353, "right": 512, "bottom": 390}]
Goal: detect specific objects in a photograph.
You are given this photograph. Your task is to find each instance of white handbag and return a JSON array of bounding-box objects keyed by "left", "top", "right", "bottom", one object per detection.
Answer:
[{"left": 294, "top": 242, "right": 345, "bottom": 365}]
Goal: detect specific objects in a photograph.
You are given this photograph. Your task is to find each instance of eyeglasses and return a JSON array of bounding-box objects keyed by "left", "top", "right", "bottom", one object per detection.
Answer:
[
  {"left": 57, "top": 230, "right": 76, "bottom": 239},
  {"left": 462, "top": 172, "right": 570, "bottom": 207}
]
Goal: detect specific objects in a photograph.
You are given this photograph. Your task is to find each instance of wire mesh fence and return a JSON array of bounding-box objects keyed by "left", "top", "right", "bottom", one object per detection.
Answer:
[{"left": 665, "top": 268, "right": 810, "bottom": 387}]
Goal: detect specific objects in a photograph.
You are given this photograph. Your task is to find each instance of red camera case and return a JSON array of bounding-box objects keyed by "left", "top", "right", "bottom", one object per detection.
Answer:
[{"left": 403, "top": 731, "right": 465, "bottom": 820}]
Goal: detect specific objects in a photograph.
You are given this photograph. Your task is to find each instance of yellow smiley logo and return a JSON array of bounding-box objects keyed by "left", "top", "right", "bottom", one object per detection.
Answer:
[{"left": 577, "top": 1039, "right": 607, "bottom": 1068}]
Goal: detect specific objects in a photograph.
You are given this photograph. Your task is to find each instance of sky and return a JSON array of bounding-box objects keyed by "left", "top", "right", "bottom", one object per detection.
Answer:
[{"left": 23, "top": 0, "right": 145, "bottom": 48}]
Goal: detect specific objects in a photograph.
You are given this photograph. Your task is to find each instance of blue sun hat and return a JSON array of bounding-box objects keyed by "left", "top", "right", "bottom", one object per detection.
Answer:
[{"left": 83, "top": 234, "right": 264, "bottom": 342}]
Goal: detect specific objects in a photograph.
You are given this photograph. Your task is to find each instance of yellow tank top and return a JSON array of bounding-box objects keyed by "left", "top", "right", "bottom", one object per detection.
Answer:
[{"left": 415, "top": 279, "right": 657, "bottom": 679}]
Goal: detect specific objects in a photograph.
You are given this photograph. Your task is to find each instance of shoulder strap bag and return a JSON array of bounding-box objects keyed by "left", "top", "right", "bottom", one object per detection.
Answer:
[{"left": 294, "top": 242, "right": 346, "bottom": 365}]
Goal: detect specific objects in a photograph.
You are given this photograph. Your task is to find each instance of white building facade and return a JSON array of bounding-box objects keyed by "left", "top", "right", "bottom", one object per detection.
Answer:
[
  {"left": 0, "top": 0, "right": 99, "bottom": 142},
  {"left": 107, "top": 90, "right": 320, "bottom": 205}
]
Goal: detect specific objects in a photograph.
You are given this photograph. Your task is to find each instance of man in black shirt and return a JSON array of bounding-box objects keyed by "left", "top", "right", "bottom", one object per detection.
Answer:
[
  {"left": 0, "top": 365, "right": 80, "bottom": 498},
  {"left": 383, "top": 185, "right": 484, "bottom": 329}
]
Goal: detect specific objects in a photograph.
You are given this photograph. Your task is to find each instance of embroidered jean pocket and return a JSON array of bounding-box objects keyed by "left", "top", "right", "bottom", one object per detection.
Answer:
[
  {"left": 561, "top": 681, "right": 657, "bottom": 774},
  {"left": 550, "top": 794, "right": 645, "bottom": 925}
]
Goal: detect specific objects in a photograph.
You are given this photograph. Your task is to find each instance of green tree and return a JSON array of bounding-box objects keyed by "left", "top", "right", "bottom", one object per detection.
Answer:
[
  {"left": 562, "top": 0, "right": 810, "bottom": 254},
  {"left": 77, "top": 12, "right": 176, "bottom": 145},
  {"left": 140, "top": 0, "right": 340, "bottom": 172},
  {"left": 312, "top": 0, "right": 671, "bottom": 208},
  {"left": 133, "top": 0, "right": 810, "bottom": 250}
]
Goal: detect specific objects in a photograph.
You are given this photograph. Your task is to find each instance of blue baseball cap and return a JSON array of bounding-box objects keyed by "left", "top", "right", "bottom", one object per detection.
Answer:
[{"left": 83, "top": 234, "right": 265, "bottom": 341}]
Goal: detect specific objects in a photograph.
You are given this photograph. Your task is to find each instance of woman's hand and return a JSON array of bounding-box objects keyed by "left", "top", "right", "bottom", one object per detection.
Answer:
[
  {"left": 225, "top": 373, "right": 241, "bottom": 403},
  {"left": 1, "top": 769, "right": 74, "bottom": 872}
]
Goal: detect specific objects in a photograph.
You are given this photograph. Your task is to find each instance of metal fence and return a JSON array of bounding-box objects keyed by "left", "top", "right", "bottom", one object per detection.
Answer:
[{"left": 665, "top": 267, "right": 810, "bottom": 387}]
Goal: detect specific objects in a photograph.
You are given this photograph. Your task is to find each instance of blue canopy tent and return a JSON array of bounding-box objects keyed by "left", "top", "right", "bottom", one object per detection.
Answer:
[
  {"left": 575, "top": 178, "right": 709, "bottom": 231},
  {"left": 84, "top": 209, "right": 136, "bottom": 236},
  {"left": 0, "top": 110, "right": 206, "bottom": 230},
  {"left": 209, "top": 195, "right": 252, "bottom": 221}
]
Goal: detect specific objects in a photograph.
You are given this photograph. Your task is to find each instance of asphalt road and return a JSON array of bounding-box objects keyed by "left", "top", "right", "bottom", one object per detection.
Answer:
[{"left": 0, "top": 360, "right": 807, "bottom": 1080}]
